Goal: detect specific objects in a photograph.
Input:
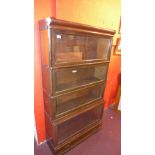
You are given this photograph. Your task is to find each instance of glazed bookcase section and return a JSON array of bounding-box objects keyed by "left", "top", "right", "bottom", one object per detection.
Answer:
[
  {"left": 53, "top": 29, "right": 112, "bottom": 64},
  {"left": 48, "top": 102, "right": 103, "bottom": 145},
  {"left": 42, "top": 63, "right": 108, "bottom": 96},
  {"left": 54, "top": 63, "right": 108, "bottom": 94},
  {"left": 39, "top": 18, "right": 115, "bottom": 67},
  {"left": 43, "top": 83, "right": 105, "bottom": 120}
]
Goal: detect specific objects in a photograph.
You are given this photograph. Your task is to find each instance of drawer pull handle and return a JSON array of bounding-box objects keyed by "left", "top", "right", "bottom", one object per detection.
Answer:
[
  {"left": 72, "top": 70, "right": 77, "bottom": 73},
  {"left": 56, "top": 34, "right": 61, "bottom": 39}
]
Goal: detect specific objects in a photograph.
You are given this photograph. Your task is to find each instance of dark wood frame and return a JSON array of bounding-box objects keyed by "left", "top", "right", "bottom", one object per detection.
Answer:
[
  {"left": 113, "top": 16, "right": 121, "bottom": 55},
  {"left": 118, "top": 17, "right": 121, "bottom": 34},
  {"left": 39, "top": 17, "right": 115, "bottom": 155},
  {"left": 113, "top": 37, "right": 121, "bottom": 55}
]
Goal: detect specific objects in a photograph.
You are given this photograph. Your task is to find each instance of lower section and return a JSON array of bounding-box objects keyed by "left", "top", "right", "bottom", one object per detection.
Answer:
[
  {"left": 45, "top": 100, "right": 104, "bottom": 154},
  {"left": 45, "top": 101, "right": 103, "bottom": 144},
  {"left": 47, "top": 121, "right": 102, "bottom": 155},
  {"left": 56, "top": 104, "right": 103, "bottom": 143}
]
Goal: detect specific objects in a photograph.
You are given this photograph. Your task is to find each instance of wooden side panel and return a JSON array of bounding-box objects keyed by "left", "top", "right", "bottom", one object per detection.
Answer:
[
  {"left": 40, "top": 29, "right": 50, "bottom": 66},
  {"left": 43, "top": 91, "right": 57, "bottom": 120},
  {"left": 43, "top": 92, "right": 52, "bottom": 118},
  {"left": 42, "top": 67, "right": 51, "bottom": 94},
  {"left": 45, "top": 112, "right": 57, "bottom": 145}
]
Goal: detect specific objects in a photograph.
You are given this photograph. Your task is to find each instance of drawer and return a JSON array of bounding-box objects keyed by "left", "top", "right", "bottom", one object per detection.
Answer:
[
  {"left": 51, "top": 63, "right": 108, "bottom": 95},
  {"left": 55, "top": 103, "right": 103, "bottom": 144},
  {"left": 44, "top": 83, "right": 105, "bottom": 119}
]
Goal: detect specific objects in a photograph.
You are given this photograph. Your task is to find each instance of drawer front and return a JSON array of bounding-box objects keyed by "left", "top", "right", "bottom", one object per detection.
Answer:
[
  {"left": 56, "top": 104, "right": 103, "bottom": 143},
  {"left": 54, "top": 84, "right": 105, "bottom": 118},
  {"left": 52, "top": 63, "right": 108, "bottom": 94},
  {"left": 53, "top": 29, "right": 112, "bottom": 65}
]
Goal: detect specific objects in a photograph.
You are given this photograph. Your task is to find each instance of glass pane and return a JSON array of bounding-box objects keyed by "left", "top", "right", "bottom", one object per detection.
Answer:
[
  {"left": 85, "top": 37, "right": 111, "bottom": 60},
  {"left": 57, "top": 105, "right": 102, "bottom": 142},
  {"left": 55, "top": 64, "right": 108, "bottom": 92},
  {"left": 55, "top": 33, "right": 85, "bottom": 63},
  {"left": 56, "top": 85, "right": 104, "bottom": 115},
  {"left": 54, "top": 31, "right": 111, "bottom": 63}
]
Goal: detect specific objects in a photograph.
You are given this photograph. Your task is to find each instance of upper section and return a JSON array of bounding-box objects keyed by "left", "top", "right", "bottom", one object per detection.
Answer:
[
  {"left": 39, "top": 17, "right": 115, "bottom": 67},
  {"left": 39, "top": 17, "right": 115, "bottom": 35}
]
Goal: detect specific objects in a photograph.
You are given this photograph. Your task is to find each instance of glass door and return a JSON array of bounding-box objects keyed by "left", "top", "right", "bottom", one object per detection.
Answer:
[
  {"left": 55, "top": 84, "right": 104, "bottom": 116},
  {"left": 57, "top": 104, "right": 103, "bottom": 143},
  {"left": 54, "top": 31, "right": 85, "bottom": 63},
  {"left": 53, "top": 30, "right": 112, "bottom": 64},
  {"left": 54, "top": 63, "right": 108, "bottom": 93}
]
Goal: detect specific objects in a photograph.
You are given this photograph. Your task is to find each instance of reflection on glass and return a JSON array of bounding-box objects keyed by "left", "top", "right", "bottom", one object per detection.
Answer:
[
  {"left": 55, "top": 64, "right": 108, "bottom": 92},
  {"left": 55, "top": 32, "right": 111, "bottom": 63},
  {"left": 56, "top": 85, "right": 104, "bottom": 115},
  {"left": 57, "top": 105, "right": 102, "bottom": 142},
  {"left": 55, "top": 34, "right": 84, "bottom": 62}
]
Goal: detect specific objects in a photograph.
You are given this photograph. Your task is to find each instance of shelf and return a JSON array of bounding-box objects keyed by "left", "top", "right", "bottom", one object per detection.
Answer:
[
  {"left": 57, "top": 77, "right": 100, "bottom": 92},
  {"left": 57, "top": 93, "right": 101, "bottom": 115}
]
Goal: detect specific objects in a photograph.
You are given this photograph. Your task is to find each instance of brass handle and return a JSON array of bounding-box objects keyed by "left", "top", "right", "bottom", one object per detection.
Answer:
[{"left": 72, "top": 70, "right": 77, "bottom": 73}]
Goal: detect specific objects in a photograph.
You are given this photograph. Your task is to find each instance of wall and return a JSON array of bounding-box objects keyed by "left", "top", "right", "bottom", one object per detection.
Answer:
[
  {"left": 56, "top": 0, "right": 121, "bottom": 109},
  {"left": 104, "top": 54, "right": 121, "bottom": 109},
  {"left": 34, "top": 0, "right": 56, "bottom": 144}
]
